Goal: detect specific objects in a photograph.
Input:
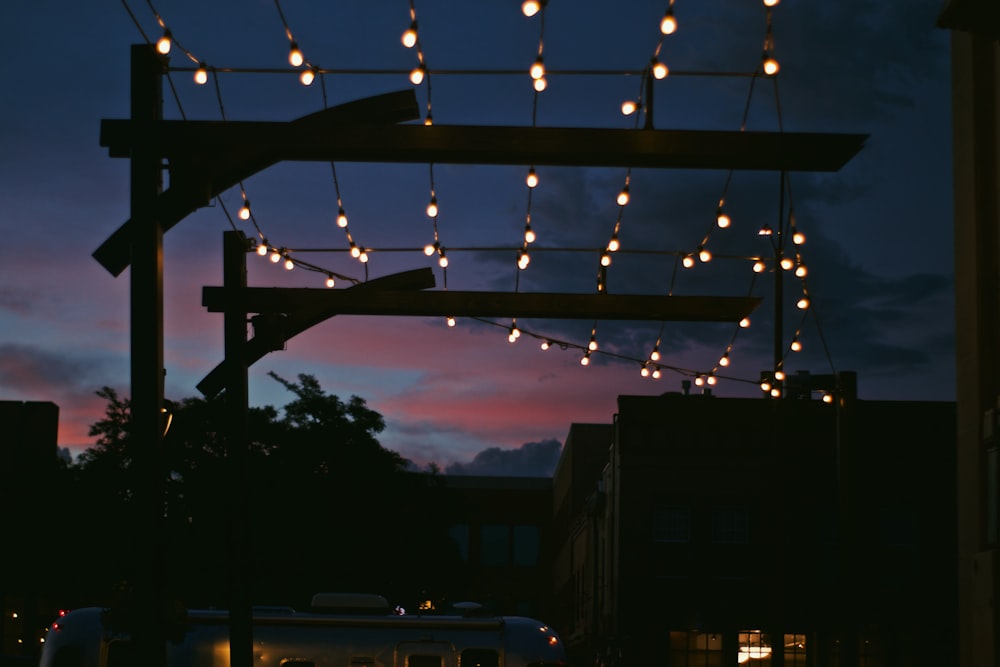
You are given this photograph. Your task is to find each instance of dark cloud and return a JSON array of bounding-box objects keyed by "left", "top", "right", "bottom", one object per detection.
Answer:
[
  {"left": 445, "top": 439, "right": 563, "bottom": 477},
  {"left": 0, "top": 343, "right": 106, "bottom": 394}
]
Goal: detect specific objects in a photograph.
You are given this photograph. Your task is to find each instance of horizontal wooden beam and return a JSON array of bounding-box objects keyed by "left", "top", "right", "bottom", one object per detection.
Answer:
[
  {"left": 202, "top": 287, "right": 761, "bottom": 322},
  {"left": 102, "top": 122, "right": 866, "bottom": 172}
]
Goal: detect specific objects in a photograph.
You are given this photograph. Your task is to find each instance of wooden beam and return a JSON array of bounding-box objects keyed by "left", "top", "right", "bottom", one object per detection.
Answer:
[{"left": 202, "top": 287, "right": 761, "bottom": 322}]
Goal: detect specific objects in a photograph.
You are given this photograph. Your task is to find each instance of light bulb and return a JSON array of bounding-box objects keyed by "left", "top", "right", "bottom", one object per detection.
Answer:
[
  {"left": 424, "top": 243, "right": 436, "bottom": 256},
  {"left": 526, "top": 167, "right": 538, "bottom": 188},
  {"left": 652, "top": 58, "right": 668, "bottom": 80},
  {"left": 350, "top": 244, "right": 361, "bottom": 258},
  {"left": 771, "top": 387, "right": 782, "bottom": 398},
  {"left": 651, "top": 368, "right": 661, "bottom": 379},
  {"left": 790, "top": 339, "right": 803, "bottom": 352},
  {"left": 707, "top": 375, "right": 717, "bottom": 385},
  {"left": 156, "top": 30, "right": 172, "bottom": 55},
  {"left": 337, "top": 208, "right": 348, "bottom": 228},
  {"left": 426, "top": 197, "right": 438, "bottom": 217},
  {"left": 300, "top": 68, "right": 315, "bottom": 86},
  {"left": 410, "top": 64, "right": 426, "bottom": 85},
  {"left": 621, "top": 100, "right": 637, "bottom": 116},
  {"left": 438, "top": 252, "right": 448, "bottom": 268},
  {"left": 195, "top": 63, "right": 208, "bottom": 85},
  {"left": 530, "top": 57, "right": 545, "bottom": 80},
  {"left": 660, "top": 8, "right": 677, "bottom": 34},
  {"left": 600, "top": 252, "right": 612, "bottom": 267},
  {"left": 284, "top": 258, "right": 294, "bottom": 270},
  {"left": 698, "top": 246, "right": 712, "bottom": 263},
  {"left": 774, "top": 370, "right": 786, "bottom": 381},
  {"left": 239, "top": 201, "right": 251, "bottom": 221},
  {"left": 753, "top": 260, "right": 766, "bottom": 273},
  {"left": 401, "top": 22, "right": 418, "bottom": 48},
  {"left": 795, "top": 264, "right": 808, "bottom": 278},
  {"left": 695, "top": 375, "right": 705, "bottom": 387},
  {"left": 522, "top": 0, "right": 542, "bottom": 17},
  {"left": 763, "top": 0, "right": 780, "bottom": 6},
  {"left": 518, "top": 251, "right": 530, "bottom": 269},
  {"left": 617, "top": 186, "right": 630, "bottom": 206},
  {"left": 524, "top": 226, "right": 536, "bottom": 244},
  {"left": 758, "top": 225, "right": 773, "bottom": 236},
  {"left": 682, "top": 254, "right": 695, "bottom": 268},
  {"left": 446, "top": 316, "right": 456, "bottom": 327},
  {"left": 797, "top": 297, "right": 810, "bottom": 310},
  {"left": 650, "top": 347, "right": 660, "bottom": 362},
  {"left": 607, "top": 235, "right": 620, "bottom": 252},
  {"left": 289, "top": 42, "right": 304, "bottom": 67},
  {"left": 763, "top": 54, "right": 780, "bottom": 76},
  {"left": 780, "top": 257, "right": 795, "bottom": 270},
  {"left": 641, "top": 365, "right": 650, "bottom": 378},
  {"left": 533, "top": 76, "right": 547, "bottom": 92},
  {"left": 580, "top": 352, "right": 591, "bottom": 366},
  {"left": 793, "top": 231, "right": 806, "bottom": 245},
  {"left": 540, "top": 340, "right": 551, "bottom": 350},
  {"left": 716, "top": 210, "right": 731, "bottom": 228},
  {"left": 760, "top": 380, "right": 772, "bottom": 392},
  {"left": 424, "top": 113, "right": 434, "bottom": 126},
  {"left": 325, "top": 276, "right": 335, "bottom": 288},
  {"left": 822, "top": 392, "right": 834, "bottom": 404},
  {"left": 739, "top": 317, "right": 751, "bottom": 328},
  {"left": 270, "top": 251, "right": 281, "bottom": 264},
  {"left": 256, "top": 243, "right": 268, "bottom": 257},
  {"left": 588, "top": 338, "right": 598, "bottom": 352},
  {"left": 719, "top": 354, "right": 729, "bottom": 367},
  {"left": 359, "top": 251, "right": 369, "bottom": 263}
]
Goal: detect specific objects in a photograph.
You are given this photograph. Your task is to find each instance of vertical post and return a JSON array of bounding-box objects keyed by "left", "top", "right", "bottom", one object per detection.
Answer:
[
  {"left": 223, "top": 231, "right": 253, "bottom": 667},
  {"left": 835, "top": 371, "right": 858, "bottom": 667},
  {"left": 773, "top": 171, "right": 785, "bottom": 383},
  {"left": 129, "top": 43, "right": 166, "bottom": 667}
]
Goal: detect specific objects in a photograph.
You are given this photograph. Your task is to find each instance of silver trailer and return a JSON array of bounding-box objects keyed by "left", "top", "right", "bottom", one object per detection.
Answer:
[{"left": 39, "top": 594, "right": 567, "bottom": 667}]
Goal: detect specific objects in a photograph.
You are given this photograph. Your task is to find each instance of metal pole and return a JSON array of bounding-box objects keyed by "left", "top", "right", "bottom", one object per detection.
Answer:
[
  {"left": 774, "top": 171, "right": 785, "bottom": 382},
  {"left": 223, "top": 231, "right": 253, "bottom": 667},
  {"left": 128, "top": 43, "right": 166, "bottom": 667}
]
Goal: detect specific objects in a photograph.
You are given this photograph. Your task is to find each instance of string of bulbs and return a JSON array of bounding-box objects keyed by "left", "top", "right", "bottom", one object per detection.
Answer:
[{"left": 121, "top": 0, "right": 839, "bottom": 403}]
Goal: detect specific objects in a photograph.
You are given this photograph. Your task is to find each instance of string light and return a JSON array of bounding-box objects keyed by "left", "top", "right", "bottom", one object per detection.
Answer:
[
  {"left": 522, "top": 0, "right": 545, "bottom": 17},
  {"left": 793, "top": 230, "right": 806, "bottom": 245},
  {"left": 739, "top": 317, "right": 751, "bottom": 328},
  {"left": 530, "top": 56, "right": 545, "bottom": 80},
  {"left": 518, "top": 250, "right": 531, "bottom": 270},
  {"left": 325, "top": 275, "right": 335, "bottom": 288},
  {"left": 410, "top": 63, "right": 427, "bottom": 85},
  {"left": 446, "top": 316, "right": 456, "bottom": 327},
  {"left": 426, "top": 195, "right": 438, "bottom": 218},
  {"left": 651, "top": 57, "right": 669, "bottom": 80},
  {"left": 822, "top": 392, "right": 834, "bottom": 404},
  {"left": 641, "top": 363, "right": 651, "bottom": 378},
  {"left": 790, "top": 337, "right": 803, "bottom": 352},
  {"left": 682, "top": 254, "right": 695, "bottom": 268},
  {"left": 588, "top": 328, "right": 599, "bottom": 351},
  {"left": 621, "top": 100, "right": 638, "bottom": 116},
  {"left": 524, "top": 221, "right": 536, "bottom": 244},
  {"left": 438, "top": 249, "right": 448, "bottom": 268},
  {"left": 716, "top": 203, "right": 731, "bottom": 229},
  {"left": 270, "top": 249, "right": 282, "bottom": 264},
  {"left": 526, "top": 167, "right": 539, "bottom": 188},
  {"left": 401, "top": 21, "right": 418, "bottom": 48},
  {"left": 780, "top": 256, "right": 795, "bottom": 270},
  {"left": 718, "top": 352, "right": 730, "bottom": 367},
  {"left": 580, "top": 351, "right": 591, "bottom": 366},
  {"left": 698, "top": 246, "right": 712, "bottom": 263},
  {"left": 607, "top": 232, "right": 620, "bottom": 252},
  {"left": 284, "top": 257, "right": 294, "bottom": 270},
  {"left": 337, "top": 208, "right": 348, "bottom": 228},
  {"left": 239, "top": 200, "right": 251, "bottom": 221},
  {"left": 600, "top": 251, "right": 612, "bottom": 267},
  {"left": 649, "top": 343, "right": 661, "bottom": 362},
  {"left": 288, "top": 41, "right": 304, "bottom": 67},
  {"left": 299, "top": 68, "right": 316, "bottom": 86},
  {"left": 797, "top": 296, "right": 810, "bottom": 310},
  {"left": 540, "top": 340, "right": 551, "bottom": 350},
  {"left": 660, "top": 5, "right": 678, "bottom": 35},
  {"left": 651, "top": 368, "right": 662, "bottom": 379},
  {"left": 795, "top": 263, "right": 808, "bottom": 278},
  {"left": 617, "top": 185, "right": 630, "bottom": 206},
  {"left": 156, "top": 29, "right": 172, "bottom": 55},
  {"left": 533, "top": 77, "right": 548, "bottom": 92},
  {"left": 194, "top": 63, "right": 208, "bottom": 85},
  {"left": 753, "top": 260, "right": 767, "bottom": 273}
]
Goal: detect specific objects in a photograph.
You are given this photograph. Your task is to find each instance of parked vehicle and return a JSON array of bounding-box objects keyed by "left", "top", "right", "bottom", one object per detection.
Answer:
[{"left": 38, "top": 594, "right": 567, "bottom": 667}]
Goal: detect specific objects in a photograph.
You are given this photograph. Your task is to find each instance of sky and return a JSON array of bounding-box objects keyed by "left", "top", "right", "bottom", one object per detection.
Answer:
[{"left": 0, "top": 1, "right": 954, "bottom": 475}]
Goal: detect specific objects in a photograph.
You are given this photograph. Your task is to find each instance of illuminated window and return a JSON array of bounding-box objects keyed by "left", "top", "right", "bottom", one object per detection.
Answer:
[
  {"left": 783, "top": 634, "right": 807, "bottom": 667},
  {"left": 737, "top": 631, "right": 771, "bottom": 666},
  {"left": 668, "top": 631, "right": 722, "bottom": 667}
]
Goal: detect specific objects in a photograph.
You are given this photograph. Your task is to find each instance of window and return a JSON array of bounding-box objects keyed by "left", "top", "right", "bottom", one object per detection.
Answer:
[
  {"left": 480, "top": 524, "right": 540, "bottom": 566},
  {"left": 737, "top": 631, "right": 772, "bottom": 667},
  {"left": 668, "top": 631, "right": 722, "bottom": 667},
  {"left": 449, "top": 524, "right": 469, "bottom": 562},
  {"left": 512, "top": 525, "right": 540, "bottom": 566},
  {"left": 653, "top": 505, "right": 690, "bottom": 542},
  {"left": 783, "top": 634, "right": 807, "bottom": 667},
  {"left": 481, "top": 525, "right": 510, "bottom": 565},
  {"left": 711, "top": 508, "right": 749, "bottom": 543}
]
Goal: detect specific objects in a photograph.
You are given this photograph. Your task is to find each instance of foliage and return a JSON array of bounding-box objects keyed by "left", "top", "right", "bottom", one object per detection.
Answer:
[{"left": 59, "top": 374, "right": 465, "bottom": 611}]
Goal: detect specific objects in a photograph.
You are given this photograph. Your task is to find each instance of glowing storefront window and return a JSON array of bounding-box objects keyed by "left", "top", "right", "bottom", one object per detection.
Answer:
[{"left": 737, "top": 631, "right": 771, "bottom": 666}]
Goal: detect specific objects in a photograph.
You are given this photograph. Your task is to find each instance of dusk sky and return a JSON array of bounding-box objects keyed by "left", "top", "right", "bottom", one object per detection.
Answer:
[{"left": 0, "top": 1, "right": 954, "bottom": 473}]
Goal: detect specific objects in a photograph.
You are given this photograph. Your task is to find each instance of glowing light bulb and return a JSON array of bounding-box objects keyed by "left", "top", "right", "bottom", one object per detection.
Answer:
[
  {"left": 763, "top": 0, "right": 780, "bottom": 7},
  {"left": 238, "top": 201, "right": 251, "bottom": 221},
  {"left": 707, "top": 375, "right": 717, "bottom": 385},
  {"left": 652, "top": 59, "right": 668, "bottom": 80},
  {"left": 401, "top": 22, "right": 418, "bottom": 48},
  {"left": 540, "top": 340, "right": 551, "bottom": 350},
  {"left": 446, "top": 316, "right": 456, "bottom": 327},
  {"left": 289, "top": 42, "right": 304, "bottom": 67},
  {"left": 588, "top": 337, "right": 598, "bottom": 352},
  {"left": 774, "top": 370, "right": 786, "bottom": 381},
  {"left": 758, "top": 225, "right": 773, "bottom": 236},
  {"left": 410, "top": 64, "right": 426, "bottom": 85},
  {"left": 641, "top": 365, "right": 650, "bottom": 378},
  {"left": 524, "top": 225, "right": 536, "bottom": 244},
  {"left": 359, "top": 251, "right": 369, "bottom": 263},
  {"left": 256, "top": 243, "right": 268, "bottom": 256},
  {"left": 651, "top": 368, "right": 662, "bottom": 379},
  {"left": 518, "top": 251, "right": 531, "bottom": 269},
  {"left": 194, "top": 63, "right": 208, "bottom": 85},
  {"left": 523, "top": 0, "right": 542, "bottom": 17},
  {"left": 763, "top": 54, "right": 780, "bottom": 76},
  {"left": 760, "top": 380, "right": 772, "bottom": 392},
  {"left": 621, "top": 100, "right": 637, "bottom": 116},
  {"left": 739, "top": 317, "right": 751, "bottom": 328},
  {"left": 530, "top": 57, "right": 545, "bottom": 80},
  {"left": 284, "top": 258, "right": 294, "bottom": 270},
  {"left": 822, "top": 392, "right": 834, "bottom": 404},
  {"left": 337, "top": 208, "right": 348, "bottom": 228},
  {"left": 300, "top": 68, "right": 315, "bottom": 86},
  {"left": 600, "top": 252, "right": 612, "bottom": 267},
  {"left": 660, "top": 8, "right": 678, "bottom": 34},
  {"left": 325, "top": 276, "right": 335, "bottom": 288},
  {"left": 533, "top": 76, "right": 548, "bottom": 92},
  {"left": 424, "top": 243, "right": 436, "bottom": 256},
  {"left": 650, "top": 347, "right": 660, "bottom": 362},
  {"left": 526, "top": 167, "right": 539, "bottom": 188},
  {"left": 617, "top": 186, "right": 630, "bottom": 206},
  {"left": 580, "top": 352, "right": 591, "bottom": 366},
  {"left": 350, "top": 244, "right": 361, "bottom": 258},
  {"left": 698, "top": 246, "right": 712, "bottom": 263},
  {"left": 438, "top": 252, "right": 448, "bottom": 268},
  {"left": 753, "top": 260, "right": 766, "bottom": 273},
  {"left": 426, "top": 196, "right": 438, "bottom": 217},
  {"left": 424, "top": 113, "right": 434, "bottom": 126},
  {"left": 719, "top": 353, "right": 730, "bottom": 367},
  {"left": 682, "top": 254, "right": 695, "bottom": 268},
  {"left": 716, "top": 209, "right": 731, "bottom": 229},
  {"left": 607, "top": 235, "right": 620, "bottom": 252},
  {"left": 270, "top": 250, "right": 281, "bottom": 263},
  {"left": 156, "top": 30, "right": 172, "bottom": 55},
  {"left": 780, "top": 257, "right": 795, "bottom": 270},
  {"left": 790, "top": 339, "right": 803, "bottom": 352},
  {"left": 695, "top": 375, "right": 704, "bottom": 387},
  {"left": 797, "top": 297, "right": 810, "bottom": 310},
  {"left": 795, "top": 264, "right": 808, "bottom": 278},
  {"left": 771, "top": 387, "right": 782, "bottom": 398},
  {"left": 793, "top": 231, "right": 806, "bottom": 245}
]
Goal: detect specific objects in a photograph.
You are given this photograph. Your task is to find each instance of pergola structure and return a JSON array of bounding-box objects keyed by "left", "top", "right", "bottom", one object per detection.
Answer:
[{"left": 96, "top": 44, "right": 865, "bottom": 667}]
